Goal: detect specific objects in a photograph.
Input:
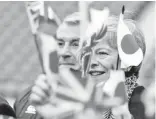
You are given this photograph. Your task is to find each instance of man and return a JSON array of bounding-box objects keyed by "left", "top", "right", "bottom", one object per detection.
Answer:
[
  {"left": 85, "top": 15, "right": 146, "bottom": 119},
  {"left": 14, "top": 12, "right": 82, "bottom": 119},
  {"left": 57, "top": 12, "right": 81, "bottom": 70}
]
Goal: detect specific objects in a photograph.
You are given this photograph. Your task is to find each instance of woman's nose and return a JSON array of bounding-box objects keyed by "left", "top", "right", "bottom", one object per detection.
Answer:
[{"left": 90, "top": 59, "right": 99, "bottom": 69}]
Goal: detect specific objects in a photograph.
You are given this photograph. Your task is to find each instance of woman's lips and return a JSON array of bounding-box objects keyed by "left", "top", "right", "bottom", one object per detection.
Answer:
[{"left": 88, "top": 70, "right": 105, "bottom": 76}]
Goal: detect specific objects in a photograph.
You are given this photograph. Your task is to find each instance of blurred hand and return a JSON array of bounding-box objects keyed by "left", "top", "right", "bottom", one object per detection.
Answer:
[
  {"left": 141, "top": 83, "right": 155, "bottom": 118},
  {"left": 75, "top": 109, "right": 103, "bottom": 119},
  {"left": 29, "top": 74, "right": 51, "bottom": 105},
  {"left": 29, "top": 74, "right": 59, "bottom": 119},
  {"left": 112, "top": 102, "right": 132, "bottom": 119}
]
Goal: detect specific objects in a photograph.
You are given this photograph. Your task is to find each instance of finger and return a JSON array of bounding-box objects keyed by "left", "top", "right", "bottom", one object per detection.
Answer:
[
  {"left": 36, "top": 103, "right": 75, "bottom": 119},
  {"left": 103, "top": 97, "right": 123, "bottom": 107},
  {"left": 32, "top": 85, "right": 48, "bottom": 100},
  {"left": 35, "top": 74, "right": 51, "bottom": 96},
  {"left": 29, "top": 93, "right": 42, "bottom": 105}
]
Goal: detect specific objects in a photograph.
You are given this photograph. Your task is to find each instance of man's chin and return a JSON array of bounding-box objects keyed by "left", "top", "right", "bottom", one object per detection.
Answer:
[
  {"left": 59, "top": 64, "right": 73, "bottom": 69},
  {"left": 59, "top": 64, "right": 80, "bottom": 70}
]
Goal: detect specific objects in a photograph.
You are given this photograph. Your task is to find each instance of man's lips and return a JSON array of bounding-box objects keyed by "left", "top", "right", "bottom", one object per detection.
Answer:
[
  {"left": 59, "top": 62, "right": 75, "bottom": 66},
  {"left": 88, "top": 70, "right": 105, "bottom": 76}
]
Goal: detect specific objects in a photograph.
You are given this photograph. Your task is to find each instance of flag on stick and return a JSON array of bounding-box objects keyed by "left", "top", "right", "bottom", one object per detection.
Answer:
[
  {"left": 37, "top": 32, "right": 59, "bottom": 84},
  {"left": 117, "top": 6, "right": 143, "bottom": 69},
  {"left": 26, "top": 1, "right": 44, "bottom": 34}
]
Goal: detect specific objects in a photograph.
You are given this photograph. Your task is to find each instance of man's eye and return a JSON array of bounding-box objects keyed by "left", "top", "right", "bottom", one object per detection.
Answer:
[
  {"left": 58, "top": 42, "right": 64, "bottom": 47},
  {"left": 72, "top": 43, "right": 79, "bottom": 46}
]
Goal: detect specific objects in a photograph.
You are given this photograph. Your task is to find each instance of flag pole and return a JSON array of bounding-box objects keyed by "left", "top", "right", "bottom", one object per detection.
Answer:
[
  {"left": 78, "top": 1, "right": 90, "bottom": 50},
  {"left": 25, "top": 1, "right": 46, "bottom": 74},
  {"left": 33, "top": 33, "right": 46, "bottom": 74}
]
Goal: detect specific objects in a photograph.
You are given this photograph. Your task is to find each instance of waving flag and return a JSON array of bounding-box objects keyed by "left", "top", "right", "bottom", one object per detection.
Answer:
[
  {"left": 26, "top": 1, "right": 45, "bottom": 34},
  {"left": 37, "top": 32, "right": 59, "bottom": 84},
  {"left": 117, "top": 6, "right": 143, "bottom": 68}
]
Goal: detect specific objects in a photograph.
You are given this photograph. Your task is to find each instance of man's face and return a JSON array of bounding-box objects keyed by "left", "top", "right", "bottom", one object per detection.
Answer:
[
  {"left": 56, "top": 23, "right": 80, "bottom": 70},
  {"left": 88, "top": 33, "right": 118, "bottom": 84}
]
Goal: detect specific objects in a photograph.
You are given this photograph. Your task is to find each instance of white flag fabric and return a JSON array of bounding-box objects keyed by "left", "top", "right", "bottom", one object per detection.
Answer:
[
  {"left": 86, "top": 7, "right": 109, "bottom": 42},
  {"left": 37, "top": 32, "right": 59, "bottom": 85},
  {"left": 117, "top": 9, "right": 143, "bottom": 68},
  {"left": 26, "top": 1, "right": 45, "bottom": 34}
]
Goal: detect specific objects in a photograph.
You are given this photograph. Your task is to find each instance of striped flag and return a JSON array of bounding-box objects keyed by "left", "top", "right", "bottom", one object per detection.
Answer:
[{"left": 117, "top": 6, "right": 143, "bottom": 69}]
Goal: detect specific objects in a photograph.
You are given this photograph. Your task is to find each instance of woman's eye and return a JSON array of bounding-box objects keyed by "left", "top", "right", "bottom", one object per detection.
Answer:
[
  {"left": 98, "top": 51, "right": 108, "bottom": 55},
  {"left": 71, "top": 42, "right": 79, "bottom": 47}
]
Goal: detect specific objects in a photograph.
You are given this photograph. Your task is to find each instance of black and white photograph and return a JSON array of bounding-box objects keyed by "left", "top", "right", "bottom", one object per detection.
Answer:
[{"left": 0, "top": 1, "right": 155, "bottom": 119}]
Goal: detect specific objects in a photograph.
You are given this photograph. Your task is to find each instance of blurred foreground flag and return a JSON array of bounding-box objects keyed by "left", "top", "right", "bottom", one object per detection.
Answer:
[
  {"left": 90, "top": 7, "right": 109, "bottom": 33},
  {"left": 37, "top": 32, "right": 59, "bottom": 81},
  {"left": 85, "top": 7, "right": 109, "bottom": 41},
  {"left": 117, "top": 6, "right": 143, "bottom": 68}
]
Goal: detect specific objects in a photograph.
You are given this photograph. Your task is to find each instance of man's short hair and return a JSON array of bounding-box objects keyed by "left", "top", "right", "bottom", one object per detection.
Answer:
[
  {"left": 62, "top": 12, "right": 80, "bottom": 25},
  {"left": 56, "top": 12, "right": 80, "bottom": 38}
]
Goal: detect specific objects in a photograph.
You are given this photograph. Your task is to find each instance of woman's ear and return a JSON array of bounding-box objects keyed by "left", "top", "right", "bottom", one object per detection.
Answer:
[
  {"left": 116, "top": 56, "right": 121, "bottom": 70},
  {"left": 125, "top": 66, "right": 132, "bottom": 72}
]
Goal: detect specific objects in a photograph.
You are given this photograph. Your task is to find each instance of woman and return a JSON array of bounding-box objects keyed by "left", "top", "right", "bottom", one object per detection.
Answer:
[{"left": 81, "top": 15, "right": 146, "bottom": 119}]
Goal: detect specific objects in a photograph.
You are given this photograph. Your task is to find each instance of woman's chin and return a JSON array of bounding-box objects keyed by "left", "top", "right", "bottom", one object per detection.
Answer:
[{"left": 89, "top": 73, "right": 110, "bottom": 85}]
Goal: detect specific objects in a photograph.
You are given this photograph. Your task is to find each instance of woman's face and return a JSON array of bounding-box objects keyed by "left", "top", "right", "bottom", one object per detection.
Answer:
[{"left": 88, "top": 34, "right": 119, "bottom": 84}]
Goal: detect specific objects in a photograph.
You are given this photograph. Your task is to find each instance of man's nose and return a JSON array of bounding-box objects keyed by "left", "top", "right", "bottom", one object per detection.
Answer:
[
  {"left": 62, "top": 54, "right": 71, "bottom": 59},
  {"left": 61, "top": 52, "right": 72, "bottom": 60}
]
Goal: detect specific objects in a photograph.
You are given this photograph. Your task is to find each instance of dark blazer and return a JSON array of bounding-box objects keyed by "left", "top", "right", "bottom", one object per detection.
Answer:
[
  {"left": 14, "top": 86, "right": 43, "bottom": 119},
  {"left": 0, "top": 95, "right": 16, "bottom": 117},
  {"left": 129, "top": 86, "right": 146, "bottom": 119}
]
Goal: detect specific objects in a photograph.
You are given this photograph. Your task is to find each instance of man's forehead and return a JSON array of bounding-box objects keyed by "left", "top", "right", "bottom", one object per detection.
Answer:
[{"left": 56, "top": 23, "right": 80, "bottom": 39}]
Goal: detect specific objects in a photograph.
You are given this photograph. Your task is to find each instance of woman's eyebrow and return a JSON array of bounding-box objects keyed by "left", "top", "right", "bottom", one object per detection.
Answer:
[{"left": 96, "top": 48, "right": 111, "bottom": 53}]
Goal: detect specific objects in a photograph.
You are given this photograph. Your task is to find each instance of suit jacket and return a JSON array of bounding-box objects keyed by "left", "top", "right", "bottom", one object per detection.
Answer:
[
  {"left": 14, "top": 86, "right": 43, "bottom": 119},
  {"left": 0, "top": 95, "right": 16, "bottom": 118}
]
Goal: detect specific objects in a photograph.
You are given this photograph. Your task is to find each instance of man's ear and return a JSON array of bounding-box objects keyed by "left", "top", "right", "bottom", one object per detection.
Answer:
[{"left": 53, "top": 34, "right": 57, "bottom": 40}]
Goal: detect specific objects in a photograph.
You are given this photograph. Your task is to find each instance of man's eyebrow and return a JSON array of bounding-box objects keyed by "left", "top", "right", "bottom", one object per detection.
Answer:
[
  {"left": 57, "top": 38, "right": 64, "bottom": 42},
  {"left": 71, "top": 38, "right": 80, "bottom": 42}
]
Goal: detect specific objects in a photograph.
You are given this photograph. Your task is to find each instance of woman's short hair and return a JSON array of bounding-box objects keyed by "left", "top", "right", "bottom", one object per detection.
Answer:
[{"left": 95, "top": 15, "right": 146, "bottom": 75}]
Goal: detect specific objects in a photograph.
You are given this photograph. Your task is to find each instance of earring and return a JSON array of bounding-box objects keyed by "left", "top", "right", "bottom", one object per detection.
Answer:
[{"left": 125, "top": 66, "right": 131, "bottom": 72}]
